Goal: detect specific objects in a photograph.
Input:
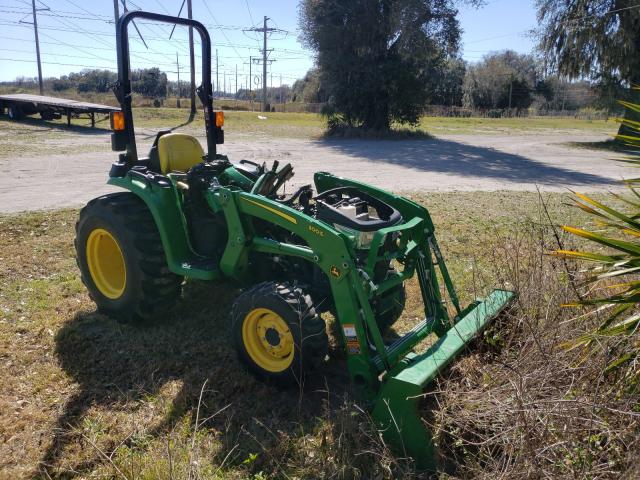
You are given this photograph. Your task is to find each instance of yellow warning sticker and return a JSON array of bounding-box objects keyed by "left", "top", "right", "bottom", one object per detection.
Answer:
[
  {"left": 343, "top": 324, "right": 360, "bottom": 354},
  {"left": 347, "top": 340, "right": 361, "bottom": 354}
]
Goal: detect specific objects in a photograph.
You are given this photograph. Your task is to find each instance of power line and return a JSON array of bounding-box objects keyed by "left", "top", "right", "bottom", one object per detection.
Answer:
[
  {"left": 200, "top": 0, "right": 244, "bottom": 60},
  {"left": 151, "top": 0, "right": 170, "bottom": 14},
  {"left": 0, "top": 33, "right": 303, "bottom": 63},
  {"left": 0, "top": 56, "right": 116, "bottom": 70},
  {"left": 465, "top": 3, "right": 640, "bottom": 46},
  {"left": 38, "top": 30, "right": 113, "bottom": 63},
  {"left": 63, "top": 0, "right": 105, "bottom": 22},
  {"left": 0, "top": 46, "right": 109, "bottom": 62},
  {"left": 0, "top": 2, "right": 310, "bottom": 84},
  {"left": 0, "top": 19, "right": 310, "bottom": 54},
  {"left": 0, "top": 7, "right": 110, "bottom": 21},
  {"left": 243, "top": 0, "right": 255, "bottom": 26},
  {"left": 0, "top": 3, "right": 112, "bottom": 19}
]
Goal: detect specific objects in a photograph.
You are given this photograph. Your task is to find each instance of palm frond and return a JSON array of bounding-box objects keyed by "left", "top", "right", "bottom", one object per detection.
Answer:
[{"left": 556, "top": 96, "right": 640, "bottom": 388}]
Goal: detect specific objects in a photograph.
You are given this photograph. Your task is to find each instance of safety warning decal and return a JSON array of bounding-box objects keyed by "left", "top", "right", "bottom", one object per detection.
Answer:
[{"left": 343, "top": 324, "right": 360, "bottom": 354}]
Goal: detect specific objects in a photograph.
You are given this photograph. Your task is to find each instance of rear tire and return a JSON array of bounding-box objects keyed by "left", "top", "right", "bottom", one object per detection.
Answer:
[
  {"left": 231, "top": 282, "right": 328, "bottom": 385},
  {"left": 75, "top": 192, "right": 183, "bottom": 321}
]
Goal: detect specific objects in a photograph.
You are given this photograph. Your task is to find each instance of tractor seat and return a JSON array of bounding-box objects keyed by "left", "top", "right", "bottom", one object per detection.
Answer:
[{"left": 157, "top": 133, "right": 204, "bottom": 174}]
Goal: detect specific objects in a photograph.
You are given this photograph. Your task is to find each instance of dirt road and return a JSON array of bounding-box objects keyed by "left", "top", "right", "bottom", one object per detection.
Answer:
[{"left": 0, "top": 130, "right": 626, "bottom": 213}]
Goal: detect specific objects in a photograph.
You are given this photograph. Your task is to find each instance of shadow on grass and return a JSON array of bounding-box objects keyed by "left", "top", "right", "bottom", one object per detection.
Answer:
[
  {"left": 321, "top": 125, "right": 433, "bottom": 141},
  {"left": 1, "top": 115, "right": 112, "bottom": 135},
  {"left": 38, "top": 281, "right": 358, "bottom": 478}
]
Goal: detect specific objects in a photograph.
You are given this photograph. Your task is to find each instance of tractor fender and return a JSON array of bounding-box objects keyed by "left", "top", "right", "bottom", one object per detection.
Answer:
[{"left": 108, "top": 175, "right": 215, "bottom": 279}]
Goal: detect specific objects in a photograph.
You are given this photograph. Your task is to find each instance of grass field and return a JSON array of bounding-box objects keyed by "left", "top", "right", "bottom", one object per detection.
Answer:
[
  {"left": 136, "top": 109, "right": 620, "bottom": 138},
  {"left": 0, "top": 108, "right": 619, "bottom": 163},
  {"left": 0, "top": 107, "right": 619, "bottom": 151},
  {"left": 1, "top": 191, "right": 637, "bottom": 479}
]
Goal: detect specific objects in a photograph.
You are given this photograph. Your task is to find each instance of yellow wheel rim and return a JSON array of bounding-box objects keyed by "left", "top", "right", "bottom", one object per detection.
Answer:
[
  {"left": 242, "top": 307, "right": 294, "bottom": 373},
  {"left": 86, "top": 228, "right": 126, "bottom": 300}
]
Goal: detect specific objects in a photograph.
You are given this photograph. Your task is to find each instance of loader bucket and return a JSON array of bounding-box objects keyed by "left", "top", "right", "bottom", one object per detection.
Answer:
[{"left": 372, "top": 289, "right": 514, "bottom": 470}]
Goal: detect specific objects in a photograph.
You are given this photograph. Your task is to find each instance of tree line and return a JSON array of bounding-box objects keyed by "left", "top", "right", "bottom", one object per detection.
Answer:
[
  {"left": 5, "top": 67, "right": 168, "bottom": 99},
  {"left": 3, "top": 56, "right": 601, "bottom": 116},
  {"left": 297, "top": 0, "right": 638, "bottom": 132},
  {"left": 290, "top": 52, "right": 602, "bottom": 114}
]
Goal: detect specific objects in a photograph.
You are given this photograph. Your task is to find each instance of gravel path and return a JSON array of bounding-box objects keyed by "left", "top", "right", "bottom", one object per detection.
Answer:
[{"left": 0, "top": 131, "right": 626, "bottom": 213}]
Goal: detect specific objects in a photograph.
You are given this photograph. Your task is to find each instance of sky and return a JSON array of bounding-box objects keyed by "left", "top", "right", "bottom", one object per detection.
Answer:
[{"left": 0, "top": 0, "right": 538, "bottom": 88}]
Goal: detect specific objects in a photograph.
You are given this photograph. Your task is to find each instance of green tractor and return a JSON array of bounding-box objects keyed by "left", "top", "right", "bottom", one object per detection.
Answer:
[{"left": 75, "top": 11, "right": 513, "bottom": 470}]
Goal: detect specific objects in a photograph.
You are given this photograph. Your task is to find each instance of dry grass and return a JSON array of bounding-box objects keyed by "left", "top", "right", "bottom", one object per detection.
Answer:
[
  {"left": 0, "top": 192, "right": 638, "bottom": 479},
  {"left": 425, "top": 202, "right": 639, "bottom": 479}
]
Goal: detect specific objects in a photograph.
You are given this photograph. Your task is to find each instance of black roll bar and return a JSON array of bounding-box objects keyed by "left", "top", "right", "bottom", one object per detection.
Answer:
[{"left": 115, "top": 11, "right": 217, "bottom": 162}]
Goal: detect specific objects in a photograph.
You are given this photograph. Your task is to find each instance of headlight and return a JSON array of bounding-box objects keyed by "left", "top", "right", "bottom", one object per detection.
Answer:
[{"left": 334, "top": 224, "right": 377, "bottom": 249}]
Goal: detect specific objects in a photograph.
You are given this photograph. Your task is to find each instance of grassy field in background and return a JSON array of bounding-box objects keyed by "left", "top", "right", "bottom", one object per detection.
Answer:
[
  {"left": 0, "top": 106, "right": 619, "bottom": 150},
  {"left": 0, "top": 108, "right": 618, "bottom": 161},
  {"left": 0, "top": 84, "right": 619, "bottom": 138},
  {"left": 4, "top": 191, "right": 636, "bottom": 479},
  {"left": 135, "top": 109, "right": 619, "bottom": 137}
]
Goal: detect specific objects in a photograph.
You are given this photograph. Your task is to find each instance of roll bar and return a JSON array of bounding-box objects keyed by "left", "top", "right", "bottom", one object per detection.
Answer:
[{"left": 115, "top": 11, "right": 218, "bottom": 162}]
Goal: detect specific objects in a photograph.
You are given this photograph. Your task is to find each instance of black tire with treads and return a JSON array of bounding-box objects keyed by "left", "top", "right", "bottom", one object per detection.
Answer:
[
  {"left": 75, "top": 192, "right": 183, "bottom": 321},
  {"left": 231, "top": 281, "right": 328, "bottom": 385},
  {"left": 375, "top": 267, "right": 407, "bottom": 332}
]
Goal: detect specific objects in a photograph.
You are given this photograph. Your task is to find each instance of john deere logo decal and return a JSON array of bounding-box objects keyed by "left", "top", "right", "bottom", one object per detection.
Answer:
[{"left": 330, "top": 266, "right": 341, "bottom": 278}]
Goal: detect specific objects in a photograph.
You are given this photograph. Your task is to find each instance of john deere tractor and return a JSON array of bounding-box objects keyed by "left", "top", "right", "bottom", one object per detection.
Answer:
[{"left": 75, "top": 11, "right": 513, "bottom": 470}]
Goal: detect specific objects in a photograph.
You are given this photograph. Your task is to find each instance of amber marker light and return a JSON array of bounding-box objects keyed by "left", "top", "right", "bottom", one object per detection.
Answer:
[{"left": 110, "top": 111, "right": 125, "bottom": 131}]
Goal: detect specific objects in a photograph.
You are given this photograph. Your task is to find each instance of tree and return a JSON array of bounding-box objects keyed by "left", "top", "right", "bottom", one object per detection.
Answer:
[
  {"left": 463, "top": 50, "right": 538, "bottom": 111},
  {"left": 299, "top": 0, "right": 477, "bottom": 131},
  {"left": 72, "top": 69, "right": 117, "bottom": 93},
  {"left": 535, "top": 0, "right": 640, "bottom": 131},
  {"left": 131, "top": 68, "right": 168, "bottom": 98},
  {"left": 430, "top": 57, "right": 466, "bottom": 106},
  {"left": 291, "top": 68, "right": 328, "bottom": 104}
]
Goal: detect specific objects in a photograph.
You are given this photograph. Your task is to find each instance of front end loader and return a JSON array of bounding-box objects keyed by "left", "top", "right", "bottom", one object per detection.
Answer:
[{"left": 75, "top": 10, "right": 514, "bottom": 470}]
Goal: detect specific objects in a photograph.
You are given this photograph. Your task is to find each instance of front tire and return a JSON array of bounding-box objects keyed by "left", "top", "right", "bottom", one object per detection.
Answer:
[
  {"left": 375, "top": 268, "right": 406, "bottom": 332},
  {"left": 75, "top": 193, "right": 183, "bottom": 321},
  {"left": 231, "top": 282, "right": 328, "bottom": 385}
]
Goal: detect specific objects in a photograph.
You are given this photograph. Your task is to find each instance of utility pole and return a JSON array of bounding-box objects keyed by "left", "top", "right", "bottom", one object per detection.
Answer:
[
  {"left": 187, "top": 0, "right": 196, "bottom": 114},
  {"left": 249, "top": 56, "right": 253, "bottom": 109},
  {"left": 262, "top": 16, "right": 269, "bottom": 112},
  {"left": 216, "top": 49, "right": 219, "bottom": 94},
  {"left": 245, "top": 17, "right": 283, "bottom": 112},
  {"left": 235, "top": 64, "right": 238, "bottom": 98},
  {"left": 508, "top": 75, "right": 513, "bottom": 112},
  {"left": 176, "top": 52, "right": 181, "bottom": 108},
  {"left": 31, "top": 0, "right": 43, "bottom": 95},
  {"left": 113, "top": 0, "right": 119, "bottom": 24}
]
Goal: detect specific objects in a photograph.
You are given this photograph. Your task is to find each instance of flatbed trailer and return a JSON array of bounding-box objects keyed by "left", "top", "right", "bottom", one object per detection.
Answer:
[{"left": 0, "top": 93, "right": 119, "bottom": 127}]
